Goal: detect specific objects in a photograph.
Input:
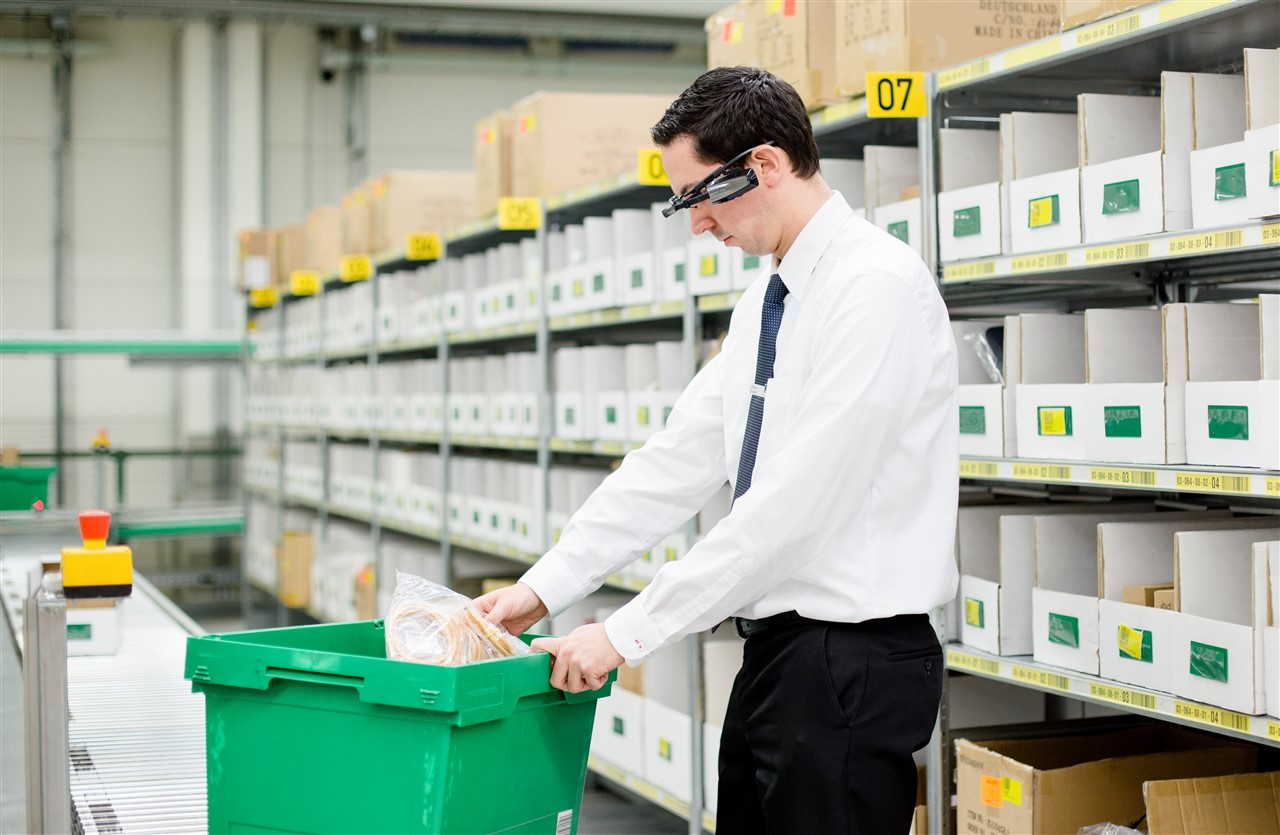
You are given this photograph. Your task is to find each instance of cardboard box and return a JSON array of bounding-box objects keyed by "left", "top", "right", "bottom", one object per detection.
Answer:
[
  {"left": 752, "top": 0, "right": 839, "bottom": 110},
  {"left": 341, "top": 183, "right": 373, "bottom": 255},
  {"left": 703, "top": 635, "right": 744, "bottom": 729},
  {"left": 955, "top": 725, "right": 1257, "bottom": 835},
  {"left": 237, "top": 228, "right": 274, "bottom": 290},
  {"left": 591, "top": 688, "right": 645, "bottom": 771},
  {"left": 864, "top": 145, "right": 919, "bottom": 217},
  {"left": 1002, "top": 111, "right": 1079, "bottom": 254},
  {"left": 1013, "top": 313, "right": 1090, "bottom": 461},
  {"left": 1078, "top": 93, "right": 1173, "bottom": 243},
  {"left": 834, "top": 0, "right": 1061, "bottom": 98},
  {"left": 705, "top": 1, "right": 757, "bottom": 69},
  {"left": 686, "top": 234, "right": 733, "bottom": 297},
  {"left": 1123, "top": 583, "right": 1174, "bottom": 607},
  {"left": 1084, "top": 307, "right": 1178, "bottom": 465},
  {"left": 1190, "top": 140, "right": 1253, "bottom": 228},
  {"left": 510, "top": 91, "right": 674, "bottom": 199},
  {"left": 1183, "top": 296, "right": 1279, "bottom": 469},
  {"left": 1010, "top": 167, "right": 1082, "bottom": 253},
  {"left": 953, "top": 319, "right": 1006, "bottom": 457},
  {"left": 274, "top": 223, "right": 309, "bottom": 286},
  {"left": 307, "top": 205, "right": 341, "bottom": 278},
  {"left": 1155, "top": 588, "right": 1176, "bottom": 611},
  {"left": 371, "top": 170, "right": 475, "bottom": 253},
  {"left": 279, "top": 530, "right": 313, "bottom": 609},
  {"left": 1263, "top": 541, "right": 1279, "bottom": 718},
  {"left": 642, "top": 697, "right": 693, "bottom": 803},
  {"left": 66, "top": 601, "right": 122, "bottom": 657},
  {"left": 820, "top": 158, "right": 865, "bottom": 208},
  {"left": 704, "top": 723, "right": 721, "bottom": 816},
  {"left": 473, "top": 111, "right": 513, "bottom": 217},
  {"left": 1146, "top": 770, "right": 1280, "bottom": 835},
  {"left": 873, "top": 197, "right": 922, "bottom": 256},
  {"left": 1061, "top": 0, "right": 1156, "bottom": 30},
  {"left": 938, "top": 128, "right": 1002, "bottom": 262},
  {"left": 355, "top": 563, "right": 376, "bottom": 620},
  {"left": 1245, "top": 125, "right": 1280, "bottom": 221},
  {"left": 1171, "top": 526, "right": 1280, "bottom": 714}
]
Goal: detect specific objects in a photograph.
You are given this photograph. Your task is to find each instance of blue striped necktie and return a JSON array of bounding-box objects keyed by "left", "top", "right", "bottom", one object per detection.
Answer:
[{"left": 733, "top": 274, "right": 789, "bottom": 502}]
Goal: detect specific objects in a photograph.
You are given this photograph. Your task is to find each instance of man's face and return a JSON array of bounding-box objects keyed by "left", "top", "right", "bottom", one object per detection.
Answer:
[{"left": 661, "top": 135, "right": 776, "bottom": 257}]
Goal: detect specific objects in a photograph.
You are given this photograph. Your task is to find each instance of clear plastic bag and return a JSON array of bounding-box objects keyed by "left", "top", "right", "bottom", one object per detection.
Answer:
[
  {"left": 962, "top": 325, "right": 1005, "bottom": 384},
  {"left": 1077, "top": 824, "right": 1143, "bottom": 835},
  {"left": 384, "top": 571, "right": 532, "bottom": 666}
]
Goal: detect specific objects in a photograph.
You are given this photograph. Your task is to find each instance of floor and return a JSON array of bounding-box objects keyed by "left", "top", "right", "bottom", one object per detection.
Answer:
[{"left": 0, "top": 603, "right": 688, "bottom": 835}]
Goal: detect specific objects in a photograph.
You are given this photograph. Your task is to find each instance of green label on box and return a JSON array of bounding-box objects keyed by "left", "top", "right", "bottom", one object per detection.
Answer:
[
  {"left": 506, "top": 293, "right": 516, "bottom": 309},
  {"left": 674, "top": 263, "right": 685, "bottom": 284},
  {"left": 965, "top": 598, "right": 985, "bottom": 628},
  {"left": 1038, "top": 406, "right": 1073, "bottom": 436},
  {"left": 953, "top": 206, "right": 982, "bottom": 238},
  {"left": 1118, "top": 624, "right": 1153, "bottom": 663},
  {"left": 605, "top": 406, "right": 617, "bottom": 425},
  {"left": 1207, "top": 404, "right": 1248, "bottom": 440},
  {"left": 743, "top": 254, "right": 761, "bottom": 270},
  {"left": 1189, "top": 640, "right": 1228, "bottom": 682},
  {"left": 564, "top": 407, "right": 575, "bottom": 426},
  {"left": 1028, "top": 194, "right": 1060, "bottom": 228},
  {"left": 959, "top": 405, "right": 987, "bottom": 435},
  {"left": 663, "top": 405, "right": 673, "bottom": 425},
  {"left": 1048, "top": 612, "right": 1079, "bottom": 648},
  {"left": 593, "top": 273, "right": 605, "bottom": 293},
  {"left": 613, "top": 716, "right": 625, "bottom": 736},
  {"left": 1214, "top": 163, "right": 1247, "bottom": 201},
  {"left": 67, "top": 623, "right": 92, "bottom": 641},
  {"left": 1102, "top": 178, "right": 1141, "bottom": 215},
  {"left": 551, "top": 285, "right": 562, "bottom": 301},
  {"left": 631, "top": 268, "right": 644, "bottom": 289},
  {"left": 1104, "top": 405, "right": 1142, "bottom": 438},
  {"left": 887, "top": 220, "right": 910, "bottom": 243}
]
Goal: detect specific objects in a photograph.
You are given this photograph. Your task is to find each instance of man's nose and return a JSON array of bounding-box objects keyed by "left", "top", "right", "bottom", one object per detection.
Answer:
[{"left": 689, "top": 204, "right": 714, "bottom": 236}]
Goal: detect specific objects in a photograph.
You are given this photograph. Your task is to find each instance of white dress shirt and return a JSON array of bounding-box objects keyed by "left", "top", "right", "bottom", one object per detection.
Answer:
[{"left": 522, "top": 192, "right": 959, "bottom": 663}]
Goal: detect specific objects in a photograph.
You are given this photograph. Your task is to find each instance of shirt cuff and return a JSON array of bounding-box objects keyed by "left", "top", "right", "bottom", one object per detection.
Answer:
[
  {"left": 519, "top": 551, "right": 589, "bottom": 618},
  {"left": 604, "top": 598, "right": 666, "bottom": 666}
]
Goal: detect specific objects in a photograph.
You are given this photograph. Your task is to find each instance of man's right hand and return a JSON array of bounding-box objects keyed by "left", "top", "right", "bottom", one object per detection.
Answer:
[{"left": 473, "top": 582, "right": 549, "bottom": 638}]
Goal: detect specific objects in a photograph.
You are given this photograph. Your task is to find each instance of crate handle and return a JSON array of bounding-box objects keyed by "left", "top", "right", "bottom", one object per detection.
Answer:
[{"left": 266, "top": 666, "right": 365, "bottom": 690}]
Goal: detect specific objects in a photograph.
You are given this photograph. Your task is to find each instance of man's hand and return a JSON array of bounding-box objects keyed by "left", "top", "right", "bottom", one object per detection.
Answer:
[
  {"left": 532, "top": 624, "right": 625, "bottom": 694},
  {"left": 473, "top": 582, "right": 548, "bottom": 638}
]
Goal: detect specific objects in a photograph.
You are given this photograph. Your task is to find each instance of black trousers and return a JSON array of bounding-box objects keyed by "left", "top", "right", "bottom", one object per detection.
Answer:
[{"left": 716, "top": 613, "right": 943, "bottom": 835}]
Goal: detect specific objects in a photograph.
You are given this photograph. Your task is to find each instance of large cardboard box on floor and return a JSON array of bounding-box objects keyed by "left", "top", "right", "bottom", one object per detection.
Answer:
[
  {"left": 705, "top": 1, "right": 757, "bottom": 70},
  {"left": 955, "top": 724, "right": 1258, "bottom": 835},
  {"left": 1183, "top": 295, "right": 1279, "bottom": 469},
  {"left": 1171, "top": 526, "right": 1280, "bottom": 714},
  {"left": 510, "top": 91, "right": 675, "bottom": 199},
  {"left": 1013, "top": 313, "right": 1090, "bottom": 460},
  {"left": 1061, "top": 0, "right": 1156, "bottom": 30},
  {"left": 952, "top": 318, "right": 1007, "bottom": 457},
  {"left": 752, "top": 0, "right": 839, "bottom": 110},
  {"left": 834, "top": 0, "right": 1061, "bottom": 98},
  {"left": 473, "top": 111, "right": 514, "bottom": 218},
  {"left": 937, "top": 128, "right": 1002, "bottom": 262},
  {"left": 1096, "top": 516, "right": 1260, "bottom": 695},
  {"left": 371, "top": 170, "right": 475, "bottom": 253},
  {"left": 1146, "top": 770, "right": 1280, "bottom": 835}
]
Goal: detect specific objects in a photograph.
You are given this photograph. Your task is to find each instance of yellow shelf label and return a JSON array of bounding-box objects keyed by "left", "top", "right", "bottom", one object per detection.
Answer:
[
  {"left": 1011, "top": 665, "right": 1071, "bottom": 692},
  {"left": 1090, "top": 467, "right": 1158, "bottom": 487},
  {"left": 1013, "top": 462, "right": 1072, "bottom": 481},
  {"left": 1174, "top": 700, "right": 1251, "bottom": 732},
  {"left": 638, "top": 149, "right": 670, "bottom": 186},
  {"left": 249, "top": 287, "right": 278, "bottom": 308},
  {"left": 289, "top": 270, "right": 320, "bottom": 296},
  {"left": 1158, "top": 0, "right": 1232, "bottom": 24},
  {"left": 1266, "top": 477, "right": 1280, "bottom": 497},
  {"left": 340, "top": 254, "right": 372, "bottom": 282},
  {"left": 959, "top": 459, "right": 999, "bottom": 478},
  {"left": 947, "top": 650, "right": 1000, "bottom": 676},
  {"left": 820, "top": 99, "right": 864, "bottom": 125},
  {"left": 938, "top": 59, "right": 991, "bottom": 90},
  {"left": 1084, "top": 241, "right": 1151, "bottom": 265},
  {"left": 1167, "top": 229, "right": 1244, "bottom": 255},
  {"left": 943, "top": 260, "right": 999, "bottom": 282},
  {"left": 1173, "top": 471, "right": 1253, "bottom": 495},
  {"left": 1262, "top": 223, "right": 1280, "bottom": 244},
  {"left": 1089, "top": 682, "right": 1158, "bottom": 711},
  {"left": 497, "top": 197, "right": 541, "bottom": 230},
  {"left": 865, "top": 72, "right": 927, "bottom": 118},
  {"left": 1075, "top": 12, "right": 1142, "bottom": 47},
  {"left": 406, "top": 232, "right": 441, "bottom": 261},
  {"left": 1004, "top": 37, "right": 1062, "bottom": 70}
]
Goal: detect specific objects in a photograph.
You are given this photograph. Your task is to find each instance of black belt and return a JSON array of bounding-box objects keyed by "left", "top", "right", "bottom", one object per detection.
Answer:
[{"left": 734, "top": 610, "right": 806, "bottom": 638}]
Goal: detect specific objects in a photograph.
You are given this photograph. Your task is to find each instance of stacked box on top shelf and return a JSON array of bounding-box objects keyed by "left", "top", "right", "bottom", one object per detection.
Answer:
[
  {"left": 1184, "top": 67, "right": 1250, "bottom": 229},
  {"left": 1182, "top": 295, "right": 1278, "bottom": 469},
  {"left": 341, "top": 182, "right": 374, "bottom": 255},
  {"left": 866, "top": 146, "right": 922, "bottom": 255},
  {"left": 1243, "top": 49, "right": 1280, "bottom": 223},
  {"left": 1005, "top": 110, "right": 1082, "bottom": 254},
  {"left": 1096, "top": 517, "right": 1276, "bottom": 697},
  {"left": 1013, "top": 313, "right": 1088, "bottom": 461},
  {"left": 371, "top": 170, "right": 475, "bottom": 253},
  {"left": 1031, "top": 509, "right": 1230, "bottom": 676},
  {"left": 306, "top": 205, "right": 342, "bottom": 278},
  {"left": 1077, "top": 92, "right": 1169, "bottom": 243},
  {"left": 238, "top": 228, "right": 274, "bottom": 291},
  {"left": 1171, "top": 526, "right": 1280, "bottom": 714},
  {"left": 473, "top": 110, "right": 513, "bottom": 219},
  {"left": 1060, "top": 0, "right": 1156, "bottom": 30},
  {"left": 275, "top": 224, "right": 308, "bottom": 288},
  {"left": 937, "top": 129, "right": 1001, "bottom": 261},
  {"left": 751, "top": 0, "right": 838, "bottom": 111}
]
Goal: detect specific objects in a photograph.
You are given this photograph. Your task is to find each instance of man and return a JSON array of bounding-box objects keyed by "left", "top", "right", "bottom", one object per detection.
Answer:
[{"left": 477, "top": 66, "right": 958, "bottom": 833}]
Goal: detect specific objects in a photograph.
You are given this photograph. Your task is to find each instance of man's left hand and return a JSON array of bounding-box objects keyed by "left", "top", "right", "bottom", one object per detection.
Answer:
[{"left": 532, "top": 624, "right": 625, "bottom": 693}]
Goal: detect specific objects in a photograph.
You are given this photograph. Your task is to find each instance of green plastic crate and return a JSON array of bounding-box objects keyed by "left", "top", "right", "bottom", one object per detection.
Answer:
[
  {"left": 184, "top": 619, "right": 611, "bottom": 835},
  {"left": 0, "top": 465, "right": 55, "bottom": 511}
]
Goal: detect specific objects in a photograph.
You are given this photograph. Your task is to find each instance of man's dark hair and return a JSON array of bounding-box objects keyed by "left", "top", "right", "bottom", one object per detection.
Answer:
[{"left": 651, "top": 66, "right": 820, "bottom": 179}]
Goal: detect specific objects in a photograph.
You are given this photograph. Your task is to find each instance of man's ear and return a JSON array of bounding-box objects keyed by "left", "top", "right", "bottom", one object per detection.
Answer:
[{"left": 752, "top": 143, "right": 788, "bottom": 188}]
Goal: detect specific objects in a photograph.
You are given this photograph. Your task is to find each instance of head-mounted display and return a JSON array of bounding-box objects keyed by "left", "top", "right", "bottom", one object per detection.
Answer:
[{"left": 662, "top": 141, "right": 776, "bottom": 218}]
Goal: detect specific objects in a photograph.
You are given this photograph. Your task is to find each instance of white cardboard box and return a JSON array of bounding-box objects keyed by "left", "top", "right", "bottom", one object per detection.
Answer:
[
  {"left": 642, "top": 697, "right": 693, "bottom": 804},
  {"left": 596, "top": 390, "right": 630, "bottom": 441},
  {"left": 66, "top": 603, "right": 123, "bottom": 656},
  {"left": 1077, "top": 93, "right": 1169, "bottom": 243},
  {"left": 658, "top": 245, "right": 688, "bottom": 303},
  {"left": 1244, "top": 125, "right": 1280, "bottom": 220},
  {"left": 874, "top": 197, "right": 923, "bottom": 256},
  {"left": 591, "top": 688, "right": 645, "bottom": 772},
  {"left": 617, "top": 250, "right": 657, "bottom": 307},
  {"left": 863, "top": 145, "right": 919, "bottom": 216},
  {"left": 953, "top": 319, "right": 1006, "bottom": 457},
  {"left": 1261, "top": 540, "right": 1279, "bottom": 718},
  {"left": 1189, "top": 140, "right": 1253, "bottom": 228},
  {"left": 703, "top": 723, "right": 722, "bottom": 816},
  {"left": 1013, "top": 313, "right": 1089, "bottom": 460},
  {"left": 1084, "top": 308, "right": 1174, "bottom": 464},
  {"left": 1009, "top": 167, "right": 1083, "bottom": 253},
  {"left": 1171, "top": 526, "right": 1280, "bottom": 714},
  {"left": 686, "top": 234, "right": 733, "bottom": 297},
  {"left": 1002, "top": 111, "right": 1080, "bottom": 255},
  {"left": 938, "top": 128, "right": 1001, "bottom": 262},
  {"left": 703, "top": 636, "right": 743, "bottom": 729},
  {"left": 731, "top": 249, "right": 769, "bottom": 291}
]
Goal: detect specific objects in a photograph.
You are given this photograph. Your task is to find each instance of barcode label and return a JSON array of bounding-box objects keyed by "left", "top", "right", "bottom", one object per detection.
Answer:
[
  {"left": 1011, "top": 664, "right": 1071, "bottom": 692},
  {"left": 1090, "top": 467, "right": 1158, "bottom": 487},
  {"left": 1013, "top": 463, "right": 1073, "bottom": 481},
  {"left": 1089, "top": 682, "right": 1158, "bottom": 711},
  {"left": 1084, "top": 241, "right": 1151, "bottom": 264},
  {"left": 1010, "top": 251, "right": 1071, "bottom": 272},
  {"left": 1167, "top": 229, "right": 1244, "bottom": 255},
  {"left": 942, "top": 260, "right": 998, "bottom": 282},
  {"left": 947, "top": 650, "right": 1000, "bottom": 675},
  {"left": 938, "top": 59, "right": 991, "bottom": 90},
  {"left": 959, "top": 459, "right": 1000, "bottom": 478},
  {"left": 1075, "top": 12, "right": 1142, "bottom": 47},
  {"left": 1174, "top": 701, "right": 1251, "bottom": 732},
  {"left": 1174, "top": 472, "right": 1253, "bottom": 495},
  {"left": 557, "top": 809, "right": 573, "bottom": 835}
]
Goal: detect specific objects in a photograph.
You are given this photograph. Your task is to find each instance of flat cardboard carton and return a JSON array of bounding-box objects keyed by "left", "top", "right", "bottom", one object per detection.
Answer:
[
  {"left": 274, "top": 223, "right": 309, "bottom": 286},
  {"left": 1010, "top": 167, "right": 1083, "bottom": 253},
  {"left": 307, "top": 205, "right": 342, "bottom": 277},
  {"left": 371, "top": 170, "right": 475, "bottom": 253},
  {"left": 864, "top": 145, "right": 919, "bottom": 216},
  {"left": 705, "top": 1, "right": 757, "bottom": 70},
  {"left": 752, "top": 0, "right": 839, "bottom": 110},
  {"left": 341, "top": 182, "right": 373, "bottom": 255},
  {"left": 1145, "top": 771, "right": 1280, "bottom": 835}
]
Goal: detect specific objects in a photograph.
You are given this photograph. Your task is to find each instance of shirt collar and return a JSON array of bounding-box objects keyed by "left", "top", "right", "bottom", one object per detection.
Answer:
[{"left": 774, "top": 191, "right": 853, "bottom": 300}]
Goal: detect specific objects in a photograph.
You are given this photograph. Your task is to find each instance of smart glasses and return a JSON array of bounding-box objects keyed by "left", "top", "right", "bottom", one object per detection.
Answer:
[{"left": 662, "top": 141, "right": 776, "bottom": 218}]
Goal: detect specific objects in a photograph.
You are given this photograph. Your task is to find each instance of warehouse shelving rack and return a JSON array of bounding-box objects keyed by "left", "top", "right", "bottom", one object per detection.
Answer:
[{"left": 242, "top": 2, "right": 1279, "bottom": 830}]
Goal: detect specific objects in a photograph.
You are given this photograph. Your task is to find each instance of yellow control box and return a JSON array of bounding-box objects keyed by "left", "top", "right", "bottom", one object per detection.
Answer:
[{"left": 61, "top": 510, "right": 132, "bottom": 599}]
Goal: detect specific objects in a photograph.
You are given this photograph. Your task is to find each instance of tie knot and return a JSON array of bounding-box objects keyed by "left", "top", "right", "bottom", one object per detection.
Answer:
[{"left": 765, "top": 274, "right": 788, "bottom": 306}]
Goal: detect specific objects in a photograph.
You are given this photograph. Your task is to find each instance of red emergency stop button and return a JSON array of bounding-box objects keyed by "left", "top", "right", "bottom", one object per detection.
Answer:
[{"left": 80, "top": 509, "right": 111, "bottom": 544}]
